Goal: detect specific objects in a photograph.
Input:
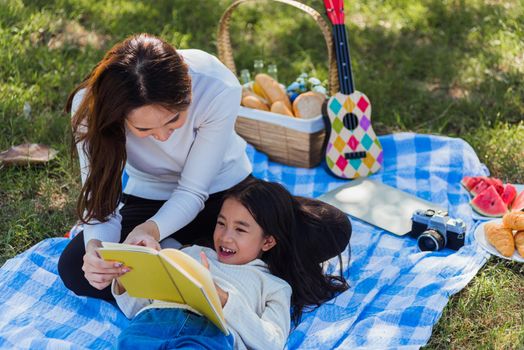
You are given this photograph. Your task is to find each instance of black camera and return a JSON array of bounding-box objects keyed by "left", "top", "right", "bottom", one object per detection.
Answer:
[{"left": 409, "top": 209, "right": 466, "bottom": 251}]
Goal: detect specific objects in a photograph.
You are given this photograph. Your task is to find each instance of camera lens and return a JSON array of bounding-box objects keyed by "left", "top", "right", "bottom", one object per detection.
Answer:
[{"left": 417, "top": 229, "right": 445, "bottom": 251}]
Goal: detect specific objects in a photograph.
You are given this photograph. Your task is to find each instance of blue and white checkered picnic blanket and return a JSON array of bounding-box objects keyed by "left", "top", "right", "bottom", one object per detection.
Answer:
[{"left": 0, "top": 133, "right": 490, "bottom": 349}]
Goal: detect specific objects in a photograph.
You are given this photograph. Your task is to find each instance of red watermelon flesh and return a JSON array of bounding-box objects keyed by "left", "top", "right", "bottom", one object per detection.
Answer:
[
  {"left": 469, "top": 177, "right": 504, "bottom": 196},
  {"left": 470, "top": 178, "right": 491, "bottom": 196},
  {"left": 470, "top": 185, "right": 508, "bottom": 217},
  {"left": 511, "top": 190, "right": 524, "bottom": 212},
  {"left": 461, "top": 176, "right": 483, "bottom": 193},
  {"left": 486, "top": 177, "right": 505, "bottom": 195},
  {"left": 501, "top": 184, "right": 517, "bottom": 208}
]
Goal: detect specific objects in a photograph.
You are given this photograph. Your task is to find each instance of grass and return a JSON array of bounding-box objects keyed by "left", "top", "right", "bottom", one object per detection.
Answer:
[{"left": 0, "top": 0, "right": 523, "bottom": 348}]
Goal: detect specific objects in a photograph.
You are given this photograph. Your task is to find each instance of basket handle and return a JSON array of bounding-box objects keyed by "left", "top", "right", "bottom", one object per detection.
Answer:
[{"left": 217, "top": 0, "right": 339, "bottom": 95}]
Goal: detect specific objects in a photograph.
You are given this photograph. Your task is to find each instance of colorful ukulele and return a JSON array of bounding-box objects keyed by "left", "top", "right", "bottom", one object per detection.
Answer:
[{"left": 322, "top": 0, "right": 383, "bottom": 179}]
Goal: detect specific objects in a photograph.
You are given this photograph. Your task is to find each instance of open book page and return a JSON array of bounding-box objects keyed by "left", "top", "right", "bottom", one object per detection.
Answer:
[
  {"left": 160, "top": 249, "right": 228, "bottom": 334},
  {"left": 98, "top": 243, "right": 184, "bottom": 303}
]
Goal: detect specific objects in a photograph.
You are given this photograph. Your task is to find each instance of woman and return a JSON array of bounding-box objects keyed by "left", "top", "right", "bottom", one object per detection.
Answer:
[
  {"left": 58, "top": 33, "right": 351, "bottom": 301},
  {"left": 58, "top": 33, "right": 252, "bottom": 300}
]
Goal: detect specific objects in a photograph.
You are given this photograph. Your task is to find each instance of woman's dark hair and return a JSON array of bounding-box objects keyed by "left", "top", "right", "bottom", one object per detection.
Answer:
[
  {"left": 223, "top": 178, "right": 350, "bottom": 326},
  {"left": 66, "top": 33, "right": 191, "bottom": 224}
]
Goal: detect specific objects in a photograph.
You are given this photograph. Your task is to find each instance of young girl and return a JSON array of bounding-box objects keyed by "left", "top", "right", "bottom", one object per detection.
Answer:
[{"left": 111, "top": 178, "right": 351, "bottom": 350}]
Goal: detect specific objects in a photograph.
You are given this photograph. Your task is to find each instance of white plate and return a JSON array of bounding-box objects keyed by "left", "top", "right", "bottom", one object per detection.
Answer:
[{"left": 474, "top": 219, "right": 524, "bottom": 262}]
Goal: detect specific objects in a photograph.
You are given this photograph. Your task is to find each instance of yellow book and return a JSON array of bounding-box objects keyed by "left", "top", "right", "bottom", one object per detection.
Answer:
[{"left": 98, "top": 242, "right": 228, "bottom": 335}]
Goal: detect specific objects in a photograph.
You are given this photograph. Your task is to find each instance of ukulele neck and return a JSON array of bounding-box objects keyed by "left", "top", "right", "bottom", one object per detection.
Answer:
[{"left": 332, "top": 23, "right": 355, "bottom": 95}]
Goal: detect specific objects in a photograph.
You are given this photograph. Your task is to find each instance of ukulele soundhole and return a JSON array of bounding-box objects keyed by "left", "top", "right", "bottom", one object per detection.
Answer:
[{"left": 343, "top": 113, "right": 359, "bottom": 130}]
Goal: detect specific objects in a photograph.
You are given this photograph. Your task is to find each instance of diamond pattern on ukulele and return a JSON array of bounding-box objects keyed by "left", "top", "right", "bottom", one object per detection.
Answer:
[
  {"left": 336, "top": 155, "right": 348, "bottom": 171},
  {"left": 360, "top": 115, "right": 370, "bottom": 131},
  {"left": 348, "top": 135, "right": 358, "bottom": 151},
  {"left": 329, "top": 99, "right": 342, "bottom": 115},
  {"left": 349, "top": 158, "right": 362, "bottom": 171},
  {"left": 343, "top": 98, "right": 355, "bottom": 114},
  {"left": 334, "top": 136, "right": 346, "bottom": 153},
  {"left": 326, "top": 156, "right": 334, "bottom": 169},
  {"left": 376, "top": 150, "right": 384, "bottom": 165},
  {"left": 332, "top": 117, "right": 344, "bottom": 134},
  {"left": 362, "top": 152, "right": 376, "bottom": 170},
  {"left": 357, "top": 96, "right": 369, "bottom": 112},
  {"left": 361, "top": 133, "right": 373, "bottom": 150}
]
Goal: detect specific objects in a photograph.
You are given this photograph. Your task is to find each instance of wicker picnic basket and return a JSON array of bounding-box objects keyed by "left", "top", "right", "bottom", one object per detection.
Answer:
[{"left": 217, "top": 0, "right": 339, "bottom": 168}]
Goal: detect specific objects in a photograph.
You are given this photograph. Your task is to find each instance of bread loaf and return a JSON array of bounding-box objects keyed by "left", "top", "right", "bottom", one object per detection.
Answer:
[
  {"left": 484, "top": 221, "right": 515, "bottom": 257},
  {"left": 270, "top": 101, "right": 294, "bottom": 117},
  {"left": 242, "top": 95, "right": 269, "bottom": 111},
  {"left": 292, "top": 91, "right": 325, "bottom": 119},
  {"left": 255, "top": 74, "right": 292, "bottom": 111},
  {"left": 252, "top": 82, "right": 269, "bottom": 101},
  {"left": 514, "top": 231, "right": 524, "bottom": 257},
  {"left": 502, "top": 211, "right": 524, "bottom": 231}
]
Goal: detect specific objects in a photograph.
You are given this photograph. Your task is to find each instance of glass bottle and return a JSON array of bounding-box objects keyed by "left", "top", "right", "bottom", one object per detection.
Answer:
[
  {"left": 267, "top": 64, "right": 278, "bottom": 81},
  {"left": 253, "top": 59, "right": 264, "bottom": 75},
  {"left": 240, "top": 69, "right": 251, "bottom": 85}
]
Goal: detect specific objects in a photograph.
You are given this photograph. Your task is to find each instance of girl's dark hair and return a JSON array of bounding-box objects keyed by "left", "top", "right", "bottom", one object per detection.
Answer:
[
  {"left": 66, "top": 33, "right": 191, "bottom": 224},
  {"left": 224, "top": 178, "right": 350, "bottom": 325}
]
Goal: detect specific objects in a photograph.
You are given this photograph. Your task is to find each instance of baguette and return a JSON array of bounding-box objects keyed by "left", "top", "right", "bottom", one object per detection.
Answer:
[
  {"left": 255, "top": 74, "right": 292, "bottom": 111},
  {"left": 484, "top": 221, "right": 515, "bottom": 257}
]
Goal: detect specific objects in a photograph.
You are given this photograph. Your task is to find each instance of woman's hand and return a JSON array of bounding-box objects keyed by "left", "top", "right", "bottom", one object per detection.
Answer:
[
  {"left": 123, "top": 220, "right": 161, "bottom": 250},
  {"left": 83, "top": 239, "right": 130, "bottom": 290},
  {"left": 200, "top": 251, "right": 229, "bottom": 307}
]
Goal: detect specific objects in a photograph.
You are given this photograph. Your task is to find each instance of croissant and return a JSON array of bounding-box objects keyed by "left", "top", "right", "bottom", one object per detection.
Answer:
[
  {"left": 484, "top": 221, "right": 515, "bottom": 257},
  {"left": 514, "top": 231, "right": 524, "bottom": 258},
  {"left": 502, "top": 211, "right": 524, "bottom": 231}
]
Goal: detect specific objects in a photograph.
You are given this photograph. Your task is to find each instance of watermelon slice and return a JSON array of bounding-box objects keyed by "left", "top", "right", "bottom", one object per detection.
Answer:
[
  {"left": 511, "top": 191, "right": 524, "bottom": 212},
  {"left": 470, "top": 177, "right": 491, "bottom": 196},
  {"left": 470, "top": 185, "right": 508, "bottom": 217},
  {"left": 500, "top": 184, "right": 517, "bottom": 208},
  {"left": 469, "top": 176, "right": 504, "bottom": 196},
  {"left": 461, "top": 176, "right": 483, "bottom": 193},
  {"left": 486, "top": 177, "right": 505, "bottom": 196}
]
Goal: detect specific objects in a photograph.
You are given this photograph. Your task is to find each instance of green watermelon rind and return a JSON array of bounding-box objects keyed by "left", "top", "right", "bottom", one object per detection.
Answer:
[{"left": 470, "top": 185, "right": 508, "bottom": 217}]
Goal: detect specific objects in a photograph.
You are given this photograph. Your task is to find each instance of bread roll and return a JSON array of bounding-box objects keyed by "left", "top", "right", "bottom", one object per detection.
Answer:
[
  {"left": 502, "top": 211, "right": 524, "bottom": 231},
  {"left": 292, "top": 91, "right": 325, "bottom": 119},
  {"left": 270, "top": 101, "right": 294, "bottom": 117},
  {"left": 514, "top": 231, "right": 524, "bottom": 257},
  {"left": 484, "top": 221, "right": 515, "bottom": 257},
  {"left": 242, "top": 95, "right": 269, "bottom": 111},
  {"left": 252, "top": 82, "right": 269, "bottom": 101},
  {"left": 255, "top": 74, "right": 292, "bottom": 111}
]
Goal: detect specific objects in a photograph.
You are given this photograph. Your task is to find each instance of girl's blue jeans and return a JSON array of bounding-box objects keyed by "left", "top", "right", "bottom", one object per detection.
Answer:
[{"left": 117, "top": 308, "right": 234, "bottom": 350}]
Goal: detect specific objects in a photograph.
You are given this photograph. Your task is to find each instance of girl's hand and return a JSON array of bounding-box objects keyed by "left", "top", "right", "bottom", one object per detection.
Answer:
[
  {"left": 83, "top": 239, "right": 130, "bottom": 290},
  {"left": 200, "top": 251, "right": 229, "bottom": 307},
  {"left": 123, "top": 221, "right": 161, "bottom": 250}
]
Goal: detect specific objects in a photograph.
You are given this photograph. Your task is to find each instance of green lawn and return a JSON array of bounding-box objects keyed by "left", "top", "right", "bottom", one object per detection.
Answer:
[{"left": 1, "top": 0, "right": 523, "bottom": 348}]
